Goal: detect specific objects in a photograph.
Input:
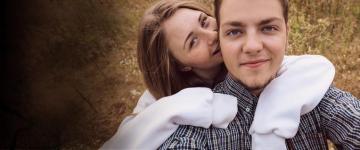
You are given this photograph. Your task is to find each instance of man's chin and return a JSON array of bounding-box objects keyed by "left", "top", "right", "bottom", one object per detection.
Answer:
[
  {"left": 244, "top": 83, "right": 265, "bottom": 93},
  {"left": 239, "top": 78, "right": 272, "bottom": 95}
]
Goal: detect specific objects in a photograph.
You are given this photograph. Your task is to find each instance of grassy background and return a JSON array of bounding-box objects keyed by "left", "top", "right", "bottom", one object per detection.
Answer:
[{"left": 1, "top": 0, "right": 358, "bottom": 149}]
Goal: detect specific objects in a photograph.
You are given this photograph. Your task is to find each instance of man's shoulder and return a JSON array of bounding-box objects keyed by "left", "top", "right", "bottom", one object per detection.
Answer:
[
  {"left": 298, "top": 86, "right": 358, "bottom": 120},
  {"left": 324, "top": 86, "right": 357, "bottom": 100},
  {"left": 315, "top": 86, "right": 359, "bottom": 118},
  {"left": 295, "top": 86, "right": 359, "bottom": 140},
  {"left": 321, "top": 86, "right": 358, "bottom": 105}
]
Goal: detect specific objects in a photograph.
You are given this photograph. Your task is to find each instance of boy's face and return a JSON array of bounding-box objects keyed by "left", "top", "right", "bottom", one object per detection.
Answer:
[{"left": 219, "top": 0, "right": 288, "bottom": 94}]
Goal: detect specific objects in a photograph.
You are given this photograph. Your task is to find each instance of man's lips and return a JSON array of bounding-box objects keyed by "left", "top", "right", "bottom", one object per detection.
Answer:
[{"left": 240, "top": 59, "right": 269, "bottom": 68}]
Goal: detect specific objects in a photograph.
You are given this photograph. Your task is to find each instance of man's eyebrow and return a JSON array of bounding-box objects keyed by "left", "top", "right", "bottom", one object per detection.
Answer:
[
  {"left": 221, "top": 21, "right": 245, "bottom": 28},
  {"left": 221, "top": 17, "right": 283, "bottom": 28},
  {"left": 259, "top": 17, "right": 282, "bottom": 25},
  {"left": 183, "top": 13, "right": 202, "bottom": 50}
]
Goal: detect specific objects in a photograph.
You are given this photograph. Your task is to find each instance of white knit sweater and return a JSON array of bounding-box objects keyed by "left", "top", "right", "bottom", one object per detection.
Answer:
[{"left": 101, "top": 55, "right": 335, "bottom": 150}]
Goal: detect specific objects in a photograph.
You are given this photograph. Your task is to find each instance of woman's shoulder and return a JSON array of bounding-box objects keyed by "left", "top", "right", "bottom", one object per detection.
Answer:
[{"left": 133, "top": 90, "right": 157, "bottom": 113}]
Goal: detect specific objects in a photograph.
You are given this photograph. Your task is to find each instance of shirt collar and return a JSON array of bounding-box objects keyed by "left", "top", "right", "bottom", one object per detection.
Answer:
[{"left": 222, "top": 74, "right": 258, "bottom": 109}]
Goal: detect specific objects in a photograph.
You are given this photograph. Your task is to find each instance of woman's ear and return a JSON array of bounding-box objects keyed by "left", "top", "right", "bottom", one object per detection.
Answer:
[{"left": 181, "top": 66, "right": 192, "bottom": 72}]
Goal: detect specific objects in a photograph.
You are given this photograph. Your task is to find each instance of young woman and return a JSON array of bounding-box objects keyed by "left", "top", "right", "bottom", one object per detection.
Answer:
[{"left": 101, "top": 0, "right": 334, "bottom": 149}]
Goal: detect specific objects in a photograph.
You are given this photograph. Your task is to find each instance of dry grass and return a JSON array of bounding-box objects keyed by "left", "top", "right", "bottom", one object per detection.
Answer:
[{"left": 287, "top": 0, "right": 360, "bottom": 98}]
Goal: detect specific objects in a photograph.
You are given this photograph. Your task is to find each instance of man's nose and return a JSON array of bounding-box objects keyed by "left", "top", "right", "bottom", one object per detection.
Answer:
[{"left": 243, "top": 32, "right": 263, "bottom": 54}]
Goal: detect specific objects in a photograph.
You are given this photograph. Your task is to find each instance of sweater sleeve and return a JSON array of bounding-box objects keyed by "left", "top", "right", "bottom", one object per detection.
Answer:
[
  {"left": 249, "top": 55, "right": 335, "bottom": 150},
  {"left": 100, "top": 88, "right": 237, "bottom": 150}
]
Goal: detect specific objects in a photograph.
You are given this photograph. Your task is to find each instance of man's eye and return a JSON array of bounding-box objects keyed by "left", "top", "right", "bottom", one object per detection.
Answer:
[
  {"left": 226, "top": 29, "right": 242, "bottom": 37},
  {"left": 262, "top": 26, "right": 278, "bottom": 33},
  {"left": 190, "top": 37, "right": 198, "bottom": 48}
]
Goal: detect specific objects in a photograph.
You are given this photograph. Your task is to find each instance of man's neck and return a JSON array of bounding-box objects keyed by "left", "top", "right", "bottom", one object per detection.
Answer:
[
  {"left": 250, "top": 88, "right": 263, "bottom": 97},
  {"left": 227, "top": 74, "right": 266, "bottom": 97}
]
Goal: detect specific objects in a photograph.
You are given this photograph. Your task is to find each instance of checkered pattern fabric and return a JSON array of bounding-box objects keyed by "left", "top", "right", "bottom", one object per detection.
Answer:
[{"left": 159, "top": 74, "right": 360, "bottom": 150}]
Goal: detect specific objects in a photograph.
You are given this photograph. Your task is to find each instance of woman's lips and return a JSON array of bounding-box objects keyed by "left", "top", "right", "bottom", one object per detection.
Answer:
[
  {"left": 212, "top": 46, "right": 221, "bottom": 56},
  {"left": 212, "top": 49, "right": 221, "bottom": 56},
  {"left": 240, "top": 59, "right": 269, "bottom": 68}
]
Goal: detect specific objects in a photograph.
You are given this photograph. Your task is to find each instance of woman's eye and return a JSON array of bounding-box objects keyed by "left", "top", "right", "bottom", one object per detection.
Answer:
[
  {"left": 189, "top": 37, "right": 198, "bottom": 49},
  {"left": 262, "top": 26, "right": 278, "bottom": 33}
]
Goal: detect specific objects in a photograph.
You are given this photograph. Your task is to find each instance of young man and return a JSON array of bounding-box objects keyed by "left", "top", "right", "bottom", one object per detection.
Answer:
[{"left": 159, "top": 0, "right": 360, "bottom": 149}]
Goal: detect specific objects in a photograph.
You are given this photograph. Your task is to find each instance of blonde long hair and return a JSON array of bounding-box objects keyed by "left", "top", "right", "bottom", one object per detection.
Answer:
[{"left": 137, "top": 0, "right": 216, "bottom": 99}]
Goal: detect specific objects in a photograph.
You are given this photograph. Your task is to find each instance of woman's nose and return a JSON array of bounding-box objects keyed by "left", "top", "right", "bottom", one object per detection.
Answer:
[{"left": 205, "top": 30, "right": 218, "bottom": 46}]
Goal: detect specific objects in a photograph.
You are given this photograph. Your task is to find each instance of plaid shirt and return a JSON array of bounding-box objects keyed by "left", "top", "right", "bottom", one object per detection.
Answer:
[{"left": 159, "top": 75, "right": 360, "bottom": 150}]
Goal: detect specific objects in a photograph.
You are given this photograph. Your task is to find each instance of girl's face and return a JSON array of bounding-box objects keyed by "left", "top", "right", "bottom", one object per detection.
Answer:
[{"left": 162, "top": 8, "right": 223, "bottom": 77}]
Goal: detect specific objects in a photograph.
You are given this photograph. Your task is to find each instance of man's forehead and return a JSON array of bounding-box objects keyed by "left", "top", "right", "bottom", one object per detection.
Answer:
[{"left": 219, "top": 0, "right": 283, "bottom": 24}]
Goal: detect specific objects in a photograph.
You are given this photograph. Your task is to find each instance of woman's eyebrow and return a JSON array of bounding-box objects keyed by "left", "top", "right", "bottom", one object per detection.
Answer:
[{"left": 198, "top": 13, "right": 204, "bottom": 23}]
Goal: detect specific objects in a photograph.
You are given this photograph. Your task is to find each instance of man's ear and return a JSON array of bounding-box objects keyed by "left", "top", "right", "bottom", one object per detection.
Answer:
[
  {"left": 285, "top": 24, "right": 290, "bottom": 52},
  {"left": 286, "top": 24, "right": 290, "bottom": 37}
]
